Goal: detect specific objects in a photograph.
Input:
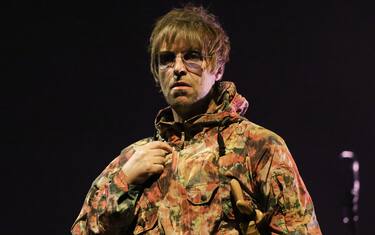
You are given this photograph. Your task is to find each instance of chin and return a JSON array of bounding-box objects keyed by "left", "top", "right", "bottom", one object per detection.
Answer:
[{"left": 169, "top": 96, "right": 195, "bottom": 108}]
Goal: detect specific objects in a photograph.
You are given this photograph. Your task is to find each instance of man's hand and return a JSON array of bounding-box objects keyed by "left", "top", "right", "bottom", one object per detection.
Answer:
[{"left": 121, "top": 141, "right": 173, "bottom": 185}]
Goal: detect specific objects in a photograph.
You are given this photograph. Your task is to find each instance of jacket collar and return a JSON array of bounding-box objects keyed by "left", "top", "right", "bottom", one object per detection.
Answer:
[{"left": 154, "top": 81, "right": 249, "bottom": 141}]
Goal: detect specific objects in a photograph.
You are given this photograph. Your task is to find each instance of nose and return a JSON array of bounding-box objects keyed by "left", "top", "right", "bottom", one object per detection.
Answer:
[{"left": 173, "top": 54, "right": 187, "bottom": 79}]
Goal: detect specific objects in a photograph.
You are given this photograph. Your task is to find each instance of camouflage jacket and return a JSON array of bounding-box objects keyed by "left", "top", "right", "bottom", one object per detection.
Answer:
[{"left": 71, "top": 81, "right": 321, "bottom": 235}]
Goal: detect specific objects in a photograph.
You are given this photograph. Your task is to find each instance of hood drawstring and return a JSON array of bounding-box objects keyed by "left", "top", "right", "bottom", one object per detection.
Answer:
[
  {"left": 217, "top": 116, "right": 246, "bottom": 157},
  {"left": 217, "top": 116, "right": 232, "bottom": 157},
  {"left": 217, "top": 128, "right": 226, "bottom": 157}
]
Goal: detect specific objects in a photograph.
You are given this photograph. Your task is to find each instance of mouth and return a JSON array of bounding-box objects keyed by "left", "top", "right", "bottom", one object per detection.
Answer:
[{"left": 170, "top": 81, "right": 191, "bottom": 89}]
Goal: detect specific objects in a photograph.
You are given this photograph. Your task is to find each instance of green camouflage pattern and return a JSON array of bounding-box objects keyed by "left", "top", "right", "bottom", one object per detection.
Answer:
[{"left": 72, "top": 81, "right": 321, "bottom": 234}]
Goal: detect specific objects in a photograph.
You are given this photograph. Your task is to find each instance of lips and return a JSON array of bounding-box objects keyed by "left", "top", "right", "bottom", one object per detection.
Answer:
[{"left": 170, "top": 81, "right": 191, "bottom": 89}]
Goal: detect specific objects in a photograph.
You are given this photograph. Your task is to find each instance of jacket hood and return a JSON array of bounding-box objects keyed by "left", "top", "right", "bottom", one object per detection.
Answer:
[{"left": 154, "top": 81, "right": 249, "bottom": 141}]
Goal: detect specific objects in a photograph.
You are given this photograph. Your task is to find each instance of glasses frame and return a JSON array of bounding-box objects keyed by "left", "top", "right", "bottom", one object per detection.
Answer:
[{"left": 157, "top": 50, "right": 211, "bottom": 71}]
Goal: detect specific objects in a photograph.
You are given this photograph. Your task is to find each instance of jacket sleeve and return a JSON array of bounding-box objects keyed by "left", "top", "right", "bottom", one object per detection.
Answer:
[
  {"left": 254, "top": 136, "right": 322, "bottom": 235},
  {"left": 71, "top": 143, "right": 145, "bottom": 235}
]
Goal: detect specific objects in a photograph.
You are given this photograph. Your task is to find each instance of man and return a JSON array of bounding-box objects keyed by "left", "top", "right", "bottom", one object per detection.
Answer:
[{"left": 72, "top": 5, "right": 321, "bottom": 234}]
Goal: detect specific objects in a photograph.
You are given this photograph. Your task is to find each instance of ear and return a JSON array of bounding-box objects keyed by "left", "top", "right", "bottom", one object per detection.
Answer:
[{"left": 214, "top": 65, "right": 224, "bottom": 81}]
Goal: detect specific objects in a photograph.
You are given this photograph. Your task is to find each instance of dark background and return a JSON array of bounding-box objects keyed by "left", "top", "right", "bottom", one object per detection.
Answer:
[{"left": 3, "top": 0, "right": 374, "bottom": 234}]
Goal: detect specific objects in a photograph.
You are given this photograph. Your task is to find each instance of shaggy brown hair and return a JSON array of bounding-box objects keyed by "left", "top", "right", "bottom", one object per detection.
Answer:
[{"left": 149, "top": 5, "right": 230, "bottom": 85}]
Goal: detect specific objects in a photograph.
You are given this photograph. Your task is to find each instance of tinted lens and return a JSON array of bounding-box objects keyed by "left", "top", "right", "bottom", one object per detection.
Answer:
[
  {"left": 158, "top": 52, "right": 176, "bottom": 67},
  {"left": 183, "top": 50, "right": 203, "bottom": 63},
  {"left": 157, "top": 50, "right": 204, "bottom": 70}
]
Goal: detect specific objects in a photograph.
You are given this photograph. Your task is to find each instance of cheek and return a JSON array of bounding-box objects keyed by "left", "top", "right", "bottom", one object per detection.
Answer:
[
  {"left": 158, "top": 70, "right": 172, "bottom": 92},
  {"left": 201, "top": 73, "right": 216, "bottom": 91},
  {"left": 158, "top": 70, "right": 167, "bottom": 83}
]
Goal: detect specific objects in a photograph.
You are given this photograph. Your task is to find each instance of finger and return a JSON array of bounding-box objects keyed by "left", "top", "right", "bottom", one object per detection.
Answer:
[
  {"left": 147, "top": 141, "right": 173, "bottom": 152},
  {"left": 148, "top": 149, "right": 170, "bottom": 158},
  {"left": 236, "top": 200, "right": 255, "bottom": 216},
  {"left": 150, "top": 164, "right": 164, "bottom": 174},
  {"left": 165, "top": 153, "right": 173, "bottom": 164},
  {"left": 255, "top": 209, "right": 265, "bottom": 224},
  {"left": 230, "top": 179, "right": 244, "bottom": 202},
  {"left": 150, "top": 156, "right": 167, "bottom": 165}
]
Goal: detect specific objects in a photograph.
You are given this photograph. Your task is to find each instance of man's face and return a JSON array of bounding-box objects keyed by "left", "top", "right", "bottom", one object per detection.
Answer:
[{"left": 157, "top": 39, "right": 219, "bottom": 112}]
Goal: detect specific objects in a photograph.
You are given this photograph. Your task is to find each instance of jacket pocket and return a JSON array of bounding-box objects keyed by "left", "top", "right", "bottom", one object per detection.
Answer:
[
  {"left": 133, "top": 194, "right": 158, "bottom": 234},
  {"left": 186, "top": 182, "right": 219, "bottom": 205}
]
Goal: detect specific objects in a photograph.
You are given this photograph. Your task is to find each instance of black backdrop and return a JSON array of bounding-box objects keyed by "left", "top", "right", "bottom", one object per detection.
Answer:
[{"left": 3, "top": 0, "right": 375, "bottom": 234}]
